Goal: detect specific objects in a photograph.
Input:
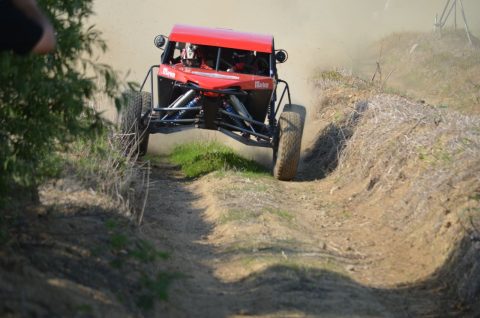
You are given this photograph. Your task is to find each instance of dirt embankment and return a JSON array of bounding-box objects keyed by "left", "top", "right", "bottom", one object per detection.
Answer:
[
  {"left": 305, "top": 72, "right": 480, "bottom": 297},
  {"left": 0, "top": 178, "right": 175, "bottom": 317}
]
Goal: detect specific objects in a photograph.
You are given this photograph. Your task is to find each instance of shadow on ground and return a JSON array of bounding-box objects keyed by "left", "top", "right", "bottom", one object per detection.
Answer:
[
  {"left": 145, "top": 164, "right": 480, "bottom": 317},
  {"left": 161, "top": 218, "right": 480, "bottom": 317},
  {"left": 0, "top": 173, "right": 205, "bottom": 317},
  {"left": 224, "top": 235, "right": 479, "bottom": 317},
  {"left": 1, "top": 162, "right": 479, "bottom": 317}
]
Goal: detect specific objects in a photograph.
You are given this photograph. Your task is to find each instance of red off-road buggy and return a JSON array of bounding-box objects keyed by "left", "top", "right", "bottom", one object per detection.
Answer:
[{"left": 120, "top": 24, "right": 305, "bottom": 180}]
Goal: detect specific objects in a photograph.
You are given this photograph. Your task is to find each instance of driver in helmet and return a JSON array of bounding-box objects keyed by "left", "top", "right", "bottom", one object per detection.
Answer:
[{"left": 181, "top": 43, "right": 211, "bottom": 69}]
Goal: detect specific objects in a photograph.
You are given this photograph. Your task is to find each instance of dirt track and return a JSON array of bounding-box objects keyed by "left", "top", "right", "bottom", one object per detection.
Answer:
[
  {"left": 142, "top": 161, "right": 393, "bottom": 317},
  {"left": 137, "top": 158, "right": 440, "bottom": 317}
]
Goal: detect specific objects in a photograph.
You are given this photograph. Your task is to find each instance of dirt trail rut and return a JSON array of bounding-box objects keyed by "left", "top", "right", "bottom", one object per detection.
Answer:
[{"left": 141, "top": 160, "right": 441, "bottom": 317}]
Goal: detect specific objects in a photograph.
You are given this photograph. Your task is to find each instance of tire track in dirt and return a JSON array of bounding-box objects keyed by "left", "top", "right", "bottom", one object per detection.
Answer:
[
  {"left": 139, "top": 160, "right": 440, "bottom": 317},
  {"left": 139, "top": 161, "right": 233, "bottom": 317}
]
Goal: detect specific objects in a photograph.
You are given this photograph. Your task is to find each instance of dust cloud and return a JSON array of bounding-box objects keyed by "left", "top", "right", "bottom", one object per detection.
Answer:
[{"left": 92, "top": 0, "right": 480, "bottom": 159}]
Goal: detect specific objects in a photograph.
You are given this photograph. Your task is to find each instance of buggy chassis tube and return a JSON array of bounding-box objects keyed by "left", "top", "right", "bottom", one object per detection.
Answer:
[
  {"left": 154, "top": 118, "right": 199, "bottom": 123},
  {"left": 174, "top": 82, "right": 249, "bottom": 96},
  {"left": 218, "top": 109, "right": 269, "bottom": 129},
  {"left": 140, "top": 65, "right": 159, "bottom": 90},
  {"left": 215, "top": 121, "right": 271, "bottom": 141},
  {"left": 218, "top": 128, "right": 272, "bottom": 148},
  {"left": 153, "top": 106, "right": 202, "bottom": 112},
  {"left": 274, "top": 79, "right": 292, "bottom": 118},
  {"left": 140, "top": 64, "right": 159, "bottom": 107}
]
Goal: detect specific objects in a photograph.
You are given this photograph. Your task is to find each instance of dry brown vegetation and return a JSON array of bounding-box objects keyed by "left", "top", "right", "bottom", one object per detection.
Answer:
[
  {"left": 67, "top": 130, "right": 150, "bottom": 223},
  {"left": 371, "top": 30, "right": 480, "bottom": 114}
]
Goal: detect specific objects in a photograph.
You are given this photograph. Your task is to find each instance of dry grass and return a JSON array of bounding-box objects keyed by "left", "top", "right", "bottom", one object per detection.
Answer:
[
  {"left": 308, "top": 70, "right": 480, "bottom": 212},
  {"left": 67, "top": 121, "right": 150, "bottom": 224},
  {"left": 372, "top": 30, "right": 480, "bottom": 114},
  {"left": 337, "top": 94, "right": 480, "bottom": 201},
  {"left": 301, "top": 70, "right": 377, "bottom": 180}
]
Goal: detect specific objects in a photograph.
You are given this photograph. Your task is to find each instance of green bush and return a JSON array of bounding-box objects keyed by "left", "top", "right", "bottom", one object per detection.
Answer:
[{"left": 0, "top": 0, "right": 127, "bottom": 203}]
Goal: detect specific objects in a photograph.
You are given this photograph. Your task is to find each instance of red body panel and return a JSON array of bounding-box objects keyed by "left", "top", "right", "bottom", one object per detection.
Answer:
[
  {"left": 169, "top": 24, "right": 273, "bottom": 53},
  {"left": 159, "top": 64, "right": 274, "bottom": 91}
]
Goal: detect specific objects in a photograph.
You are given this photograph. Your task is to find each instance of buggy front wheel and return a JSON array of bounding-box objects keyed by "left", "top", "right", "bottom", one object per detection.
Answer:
[
  {"left": 273, "top": 104, "right": 305, "bottom": 181},
  {"left": 119, "top": 91, "right": 151, "bottom": 156}
]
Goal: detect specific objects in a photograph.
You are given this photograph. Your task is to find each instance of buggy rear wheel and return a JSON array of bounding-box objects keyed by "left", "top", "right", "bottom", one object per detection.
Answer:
[
  {"left": 119, "top": 91, "right": 151, "bottom": 156},
  {"left": 273, "top": 104, "right": 305, "bottom": 181}
]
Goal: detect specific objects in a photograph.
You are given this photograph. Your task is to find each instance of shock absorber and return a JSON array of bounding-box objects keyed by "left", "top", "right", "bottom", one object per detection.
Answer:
[
  {"left": 223, "top": 100, "right": 246, "bottom": 129},
  {"left": 169, "top": 96, "right": 201, "bottom": 120},
  {"left": 162, "top": 89, "right": 195, "bottom": 120},
  {"left": 229, "top": 95, "right": 256, "bottom": 133}
]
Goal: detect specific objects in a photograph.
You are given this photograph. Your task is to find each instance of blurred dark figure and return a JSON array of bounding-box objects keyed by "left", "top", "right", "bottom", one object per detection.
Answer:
[{"left": 0, "top": 0, "right": 56, "bottom": 54}]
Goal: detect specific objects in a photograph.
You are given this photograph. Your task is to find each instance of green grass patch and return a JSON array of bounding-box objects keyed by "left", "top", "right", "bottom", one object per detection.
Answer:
[
  {"left": 109, "top": 233, "right": 129, "bottom": 251},
  {"left": 219, "top": 209, "right": 261, "bottom": 224},
  {"left": 170, "top": 141, "right": 268, "bottom": 178},
  {"left": 239, "top": 170, "right": 272, "bottom": 179},
  {"left": 101, "top": 218, "right": 176, "bottom": 309},
  {"left": 264, "top": 207, "right": 295, "bottom": 222},
  {"left": 129, "top": 239, "right": 169, "bottom": 263}
]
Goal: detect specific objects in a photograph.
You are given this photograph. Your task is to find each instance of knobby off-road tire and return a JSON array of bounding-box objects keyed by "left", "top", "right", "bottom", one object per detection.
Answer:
[
  {"left": 120, "top": 91, "right": 151, "bottom": 157},
  {"left": 273, "top": 104, "right": 305, "bottom": 181}
]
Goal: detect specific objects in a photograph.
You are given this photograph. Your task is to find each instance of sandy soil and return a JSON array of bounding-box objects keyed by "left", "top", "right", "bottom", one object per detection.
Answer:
[
  {"left": 132, "top": 158, "right": 452, "bottom": 317},
  {"left": 146, "top": 165, "right": 396, "bottom": 317}
]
